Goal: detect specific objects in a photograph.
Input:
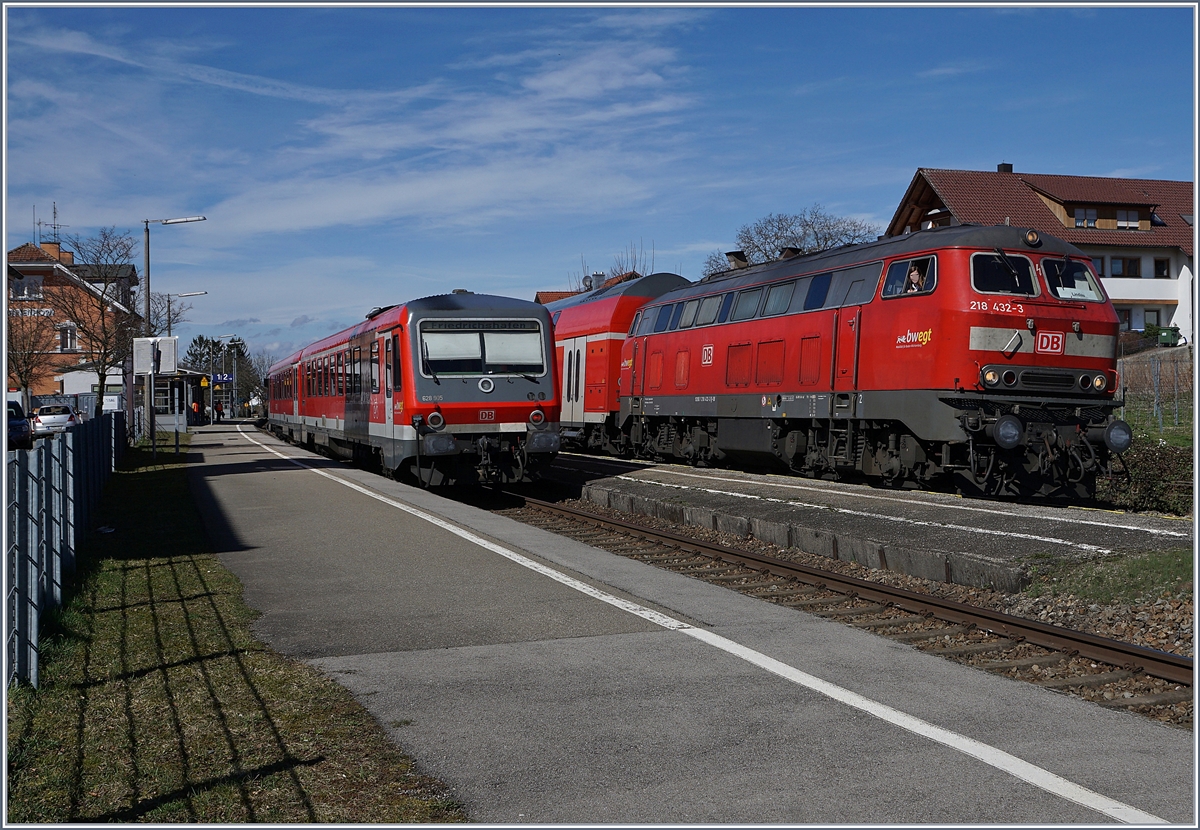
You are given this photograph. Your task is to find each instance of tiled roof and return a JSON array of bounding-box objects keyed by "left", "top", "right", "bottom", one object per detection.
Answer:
[
  {"left": 534, "top": 290, "right": 579, "bottom": 304},
  {"left": 7, "top": 242, "right": 59, "bottom": 263},
  {"left": 891, "top": 169, "right": 1193, "bottom": 256}
]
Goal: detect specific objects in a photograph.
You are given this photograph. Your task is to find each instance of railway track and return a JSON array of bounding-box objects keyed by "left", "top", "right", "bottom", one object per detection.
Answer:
[{"left": 499, "top": 493, "right": 1193, "bottom": 722}]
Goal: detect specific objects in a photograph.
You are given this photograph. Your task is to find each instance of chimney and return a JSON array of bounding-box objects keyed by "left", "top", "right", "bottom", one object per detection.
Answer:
[
  {"left": 997, "top": 162, "right": 1014, "bottom": 173},
  {"left": 725, "top": 251, "right": 749, "bottom": 270},
  {"left": 40, "top": 241, "right": 61, "bottom": 260},
  {"left": 59, "top": 249, "right": 74, "bottom": 265}
]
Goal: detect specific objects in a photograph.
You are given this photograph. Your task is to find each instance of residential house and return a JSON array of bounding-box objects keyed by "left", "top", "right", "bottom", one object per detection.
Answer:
[
  {"left": 6, "top": 241, "right": 139, "bottom": 408},
  {"left": 886, "top": 165, "right": 1194, "bottom": 338}
]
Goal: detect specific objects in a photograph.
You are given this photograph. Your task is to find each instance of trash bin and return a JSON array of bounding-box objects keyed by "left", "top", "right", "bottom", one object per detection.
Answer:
[{"left": 1158, "top": 326, "right": 1181, "bottom": 347}]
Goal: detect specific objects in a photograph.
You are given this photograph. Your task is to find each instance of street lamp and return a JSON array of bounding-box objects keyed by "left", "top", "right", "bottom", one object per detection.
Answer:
[
  {"left": 165, "top": 291, "right": 207, "bottom": 337},
  {"left": 143, "top": 215, "right": 206, "bottom": 336}
]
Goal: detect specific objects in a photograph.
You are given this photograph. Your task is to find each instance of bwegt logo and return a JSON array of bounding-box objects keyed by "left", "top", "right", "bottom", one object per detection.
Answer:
[{"left": 896, "top": 328, "right": 934, "bottom": 347}]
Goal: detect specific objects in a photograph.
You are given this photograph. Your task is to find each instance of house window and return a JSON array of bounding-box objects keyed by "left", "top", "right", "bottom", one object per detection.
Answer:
[
  {"left": 1116, "top": 308, "right": 1131, "bottom": 331},
  {"left": 1074, "top": 208, "right": 1097, "bottom": 228},
  {"left": 57, "top": 325, "right": 78, "bottom": 352},
  {"left": 1144, "top": 309, "right": 1160, "bottom": 328},
  {"left": 1091, "top": 257, "right": 1105, "bottom": 277},
  {"left": 1116, "top": 210, "right": 1139, "bottom": 230},
  {"left": 1110, "top": 257, "right": 1141, "bottom": 277},
  {"left": 9, "top": 275, "right": 43, "bottom": 300},
  {"left": 1154, "top": 258, "right": 1171, "bottom": 279}
]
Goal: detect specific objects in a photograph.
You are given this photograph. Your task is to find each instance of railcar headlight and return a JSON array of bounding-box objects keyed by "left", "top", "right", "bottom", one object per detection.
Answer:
[
  {"left": 1079, "top": 375, "right": 1092, "bottom": 390},
  {"left": 427, "top": 410, "right": 445, "bottom": 430},
  {"left": 529, "top": 408, "right": 546, "bottom": 426},
  {"left": 982, "top": 369, "right": 1000, "bottom": 387},
  {"left": 1092, "top": 374, "right": 1107, "bottom": 391},
  {"left": 1103, "top": 420, "right": 1132, "bottom": 453},
  {"left": 990, "top": 414, "right": 1024, "bottom": 450},
  {"left": 1002, "top": 370, "right": 1017, "bottom": 386}
]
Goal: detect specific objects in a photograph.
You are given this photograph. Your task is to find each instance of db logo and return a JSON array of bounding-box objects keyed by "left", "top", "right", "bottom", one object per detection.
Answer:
[
  {"left": 479, "top": 410, "right": 495, "bottom": 421},
  {"left": 701, "top": 345, "right": 714, "bottom": 366},
  {"left": 1035, "top": 331, "right": 1065, "bottom": 355}
]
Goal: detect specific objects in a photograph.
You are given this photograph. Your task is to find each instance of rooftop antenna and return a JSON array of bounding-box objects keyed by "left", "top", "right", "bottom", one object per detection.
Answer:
[{"left": 47, "top": 202, "right": 68, "bottom": 243}]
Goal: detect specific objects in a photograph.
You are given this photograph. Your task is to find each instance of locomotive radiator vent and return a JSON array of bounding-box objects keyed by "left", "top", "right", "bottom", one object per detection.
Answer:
[{"left": 1019, "top": 370, "right": 1077, "bottom": 391}]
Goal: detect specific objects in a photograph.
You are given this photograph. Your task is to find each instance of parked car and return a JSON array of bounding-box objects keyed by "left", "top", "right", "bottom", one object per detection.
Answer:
[
  {"left": 31, "top": 404, "right": 78, "bottom": 438},
  {"left": 7, "top": 401, "right": 34, "bottom": 451}
]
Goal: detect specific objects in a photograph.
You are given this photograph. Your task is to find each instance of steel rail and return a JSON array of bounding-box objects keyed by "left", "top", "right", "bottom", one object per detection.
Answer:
[{"left": 518, "top": 495, "right": 1194, "bottom": 687}]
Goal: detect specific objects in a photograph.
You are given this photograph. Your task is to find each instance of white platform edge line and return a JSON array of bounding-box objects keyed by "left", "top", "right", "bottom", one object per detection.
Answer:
[{"left": 235, "top": 425, "right": 1168, "bottom": 825}]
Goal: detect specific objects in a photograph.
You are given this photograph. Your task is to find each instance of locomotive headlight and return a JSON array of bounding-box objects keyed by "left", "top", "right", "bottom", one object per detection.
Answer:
[
  {"left": 1103, "top": 420, "right": 1133, "bottom": 453},
  {"left": 1092, "top": 374, "right": 1107, "bottom": 391},
  {"left": 427, "top": 410, "right": 445, "bottom": 430},
  {"left": 990, "top": 414, "right": 1024, "bottom": 450},
  {"left": 982, "top": 369, "right": 1000, "bottom": 387},
  {"left": 1079, "top": 374, "right": 1092, "bottom": 390},
  {"left": 529, "top": 408, "right": 546, "bottom": 427}
]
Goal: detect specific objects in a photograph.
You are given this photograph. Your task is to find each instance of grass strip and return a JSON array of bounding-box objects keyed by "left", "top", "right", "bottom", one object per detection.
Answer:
[
  {"left": 1024, "top": 549, "right": 1194, "bottom": 605},
  {"left": 6, "top": 440, "right": 466, "bottom": 823}
]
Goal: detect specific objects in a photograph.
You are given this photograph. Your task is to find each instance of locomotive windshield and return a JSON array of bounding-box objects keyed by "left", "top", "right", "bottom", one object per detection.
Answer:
[
  {"left": 1042, "top": 258, "right": 1105, "bottom": 302},
  {"left": 419, "top": 320, "right": 545, "bottom": 376},
  {"left": 971, "top": 251, "right": 1039, "bottom": 296}
]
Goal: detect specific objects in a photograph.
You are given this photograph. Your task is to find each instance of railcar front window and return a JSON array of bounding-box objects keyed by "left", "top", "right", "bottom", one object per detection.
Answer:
[
  {"left": 1042, "top": 258, "right": 1105, "bottom": 302},
  {"left": 972, "top": 251, "right": 1038, "bottom": 296},
  {"left": 420, "top": 322, "right": 544, "bottom": 376}
]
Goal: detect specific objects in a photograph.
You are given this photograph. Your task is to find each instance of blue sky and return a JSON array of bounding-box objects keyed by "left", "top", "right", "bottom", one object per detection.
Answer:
[{"left": 5, "top": 5, "right": 1195, "bottom": 361}]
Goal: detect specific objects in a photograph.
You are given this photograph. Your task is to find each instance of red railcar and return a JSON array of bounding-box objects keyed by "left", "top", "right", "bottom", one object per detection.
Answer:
[
  {"left": 267, "top": 293, "right": 560, "bottom": 485},
  {"left": 550, "top": 225, "right": 1131, "bottom": 499}
]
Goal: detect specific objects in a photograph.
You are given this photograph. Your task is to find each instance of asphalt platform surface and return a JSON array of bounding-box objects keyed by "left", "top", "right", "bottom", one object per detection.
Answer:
[{"left": 185, "top": 421, "right": 1195, "bottom": 824}]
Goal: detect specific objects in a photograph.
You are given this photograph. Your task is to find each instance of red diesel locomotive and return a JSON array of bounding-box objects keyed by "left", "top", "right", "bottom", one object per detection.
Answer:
[
  {"left": 267, "top": 292, "right": 561, "bottom": 485},
  {"left": 546, "top": 224, "right": 1132, "bottom": 499}
]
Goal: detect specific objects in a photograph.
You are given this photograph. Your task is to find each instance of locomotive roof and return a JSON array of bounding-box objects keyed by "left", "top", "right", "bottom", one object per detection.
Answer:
[
  {"left": 692, "top": 223, "right": 1087, "bottom": 296},
  {"left": 543, "top": 272, "right": 691, "bottom": 313}
]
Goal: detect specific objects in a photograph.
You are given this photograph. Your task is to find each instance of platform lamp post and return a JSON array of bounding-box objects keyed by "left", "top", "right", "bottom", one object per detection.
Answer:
[
  {"left": 164, "top": 291, "right": 206, "bottom": 444},
  {"left": 209, "top": 334, "right": 234, "bottom": 423},
  {"left": 141, "top": 215, "right": 205, "bottom": 446}
]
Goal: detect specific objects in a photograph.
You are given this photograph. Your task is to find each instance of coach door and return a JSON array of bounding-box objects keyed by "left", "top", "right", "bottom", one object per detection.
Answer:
[
  {"left": 833, "top": 305, "right": 862, "bottom": 397},
  {"left": 559, "top": 336, "right": 586, "bottom": 425}
]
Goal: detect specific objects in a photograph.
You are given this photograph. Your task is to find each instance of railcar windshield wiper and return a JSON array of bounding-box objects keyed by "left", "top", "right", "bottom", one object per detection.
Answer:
[
  {"left": 993, "top": 247, "right": 1023, "bottom": 289},
  {"left": 421, "top": 340, "right": 440, "bottom": 384}
]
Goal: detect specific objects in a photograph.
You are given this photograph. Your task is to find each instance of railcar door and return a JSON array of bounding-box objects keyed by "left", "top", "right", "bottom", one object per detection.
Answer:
[
  {"left": 833, "top": 305, "right": 862, "bottom": 394},
  {"left": 559, "top": 336, "right": 586, "bottom": 426}
]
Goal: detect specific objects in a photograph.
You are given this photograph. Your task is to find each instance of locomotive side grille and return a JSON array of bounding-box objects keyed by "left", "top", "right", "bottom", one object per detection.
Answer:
[{"left": 1019, "top": 370, "right": 1077, "bottom": 390}]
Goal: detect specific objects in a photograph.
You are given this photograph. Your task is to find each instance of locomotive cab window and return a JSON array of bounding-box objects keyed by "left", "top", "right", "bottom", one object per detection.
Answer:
[
  {"left": 882, "top": 257, "right": 937, "bottom": 297},
  {"left": 653, "top": 304, "right": 675, "bottom": 333},
  {"left": 628, "top": 311, "right": 641, "bottom": 335},
  {"left": 971, "top": 251, "right": 1038, "bottom": 296},
  {"left": 1042, "top": 258, "right": 1105, "bottom": 302}
]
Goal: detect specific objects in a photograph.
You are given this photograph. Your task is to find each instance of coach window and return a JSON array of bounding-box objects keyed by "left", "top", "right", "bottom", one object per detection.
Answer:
[
  {"left": 694, "top": 295, "right": 723, "bottom": 326},
  {"left": 370, "top": 341, "right": 381, "bottom": 393},
  {"left": 882, "top": 258, "right": 937, "bottom": 298},
  {"left": 652, "top": 304, "right": 676, "bottom": 333},
  {"left": 716, "top": 292, "right": 736, "bottom": 323},
  {"left": 971, "top": 251, "right": 1038, "bottom": 297},
  {"left": 677, "top": 299, "right": 700, "bottom": 329},
  {"left": 762, "top": 281, "right": 795, "bottom": 316}
]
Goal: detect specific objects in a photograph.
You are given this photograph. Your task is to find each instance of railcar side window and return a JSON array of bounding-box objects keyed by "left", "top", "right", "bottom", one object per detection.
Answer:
[
  {"left": 1042, "top": 258, "right": 1105, "bottom": 302},
  {"left": 762, "top": 282, "right": 795, "bottom": 316},
  {"left": 354, "top": 347, "right": 362, "bottom": 393},
  {"left": 972, "top": 251, "right": 1038, "bottom": 296},
  {"left": 392, "top": 334, "right": 402, "bottom": 391},
  {"left": 695, "top": 295, "right": 723, "bottom": 326},
  {"left": 337, "top": 352, "right": 344, "bottom": 396},
  {"left": 677, "top": 299, "right": 701, "bottom": 329},
  {"left": 730, "top": 288, "right": 762, "bottom": 321},
  {"left": 668, "top": 303, "right": 686, "bottom": 330},
  {"left": 370, "top": 341, "right": 381, "bottom": 393},
  {"left": 385, "top": 338, "right": 393, "bottom": 396},
  {"left": 803, "top": 273, "right": 831, "bottom": 310},
  {"left": 882, "top": 257, "right": 937, "bottom": 298}
]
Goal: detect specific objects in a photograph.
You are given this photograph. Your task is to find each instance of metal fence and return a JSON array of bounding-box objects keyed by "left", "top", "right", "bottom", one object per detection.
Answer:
[
  {"left": 1118, "top": 348, "right": 1194, "bottom": 441},
  {"left": 6, "top": 412, "right": 126, "bottom": 688}
]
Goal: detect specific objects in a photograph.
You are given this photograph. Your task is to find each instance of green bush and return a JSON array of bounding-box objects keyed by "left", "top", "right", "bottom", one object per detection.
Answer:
[{"left": 1097, "top": 440, "right": 1194, "bottom": 515}]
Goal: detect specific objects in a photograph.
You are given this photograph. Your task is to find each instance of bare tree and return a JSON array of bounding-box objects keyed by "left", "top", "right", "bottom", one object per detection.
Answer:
[
  {"left": 48, "top": 228, "right": 141, "bottom": 416},
  {"left": 5, "top": 308, "right": 65, "bottom": 408},
  {"left": 146, "top": 291, "right": 193, "bottom": 337},
  {"left": 608, "top": 239, "right": 654, "bottom": 280},
  {"left": 702, "top": 205, "right": 880, "bottom": 277}
]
